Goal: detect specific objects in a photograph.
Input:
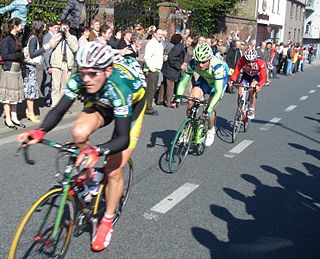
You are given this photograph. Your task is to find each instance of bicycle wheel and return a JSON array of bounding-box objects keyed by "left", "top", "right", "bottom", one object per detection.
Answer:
[
  {"left": 168, "top": 118, "right": 194, "bottom": 173},
  {"left": 232, "top": 108, "right": 242, "bottom": 143},
  {"left": 93, "top": 158, "right": 133, "bottom": 227},
  {"left": 9, "top": 188, "right": 75, "bottom": 259}
]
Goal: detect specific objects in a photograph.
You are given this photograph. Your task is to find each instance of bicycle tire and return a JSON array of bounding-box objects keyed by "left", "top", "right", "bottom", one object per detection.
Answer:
[
  {"left": 243, "top": 104, "right": 251, "bottom": 132},
  {"left": 93, "top": 158, "right": 133, "bottom": 226},
  {"left": 232, "top": 108, "right": 242, "bottom": 143},
  {"left": 168, "top": 118, "right": 194, "bottom": 173},
  {"left": 9, "top": 188, "right": 75, "bottom": 259}
]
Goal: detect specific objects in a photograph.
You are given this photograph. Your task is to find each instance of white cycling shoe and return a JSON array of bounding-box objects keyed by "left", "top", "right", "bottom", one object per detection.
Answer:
[
  {"left": 205, "top": 127, "right": 216, "bottom": 147},
  {"left": 247, "top": 108, "right": 255, "bottom": 120}
]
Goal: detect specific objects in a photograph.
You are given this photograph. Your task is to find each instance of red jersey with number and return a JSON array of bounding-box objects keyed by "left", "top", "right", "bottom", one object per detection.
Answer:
[{"left": 231, "top": 56, "right": 267, "bottom": 86}]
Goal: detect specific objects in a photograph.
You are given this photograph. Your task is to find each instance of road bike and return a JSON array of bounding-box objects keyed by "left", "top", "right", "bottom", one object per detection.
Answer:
[
  {"left": 9, "top": 139, "right": 132, "bottom": 258},
  {"left": 168, "top": 96, "right": 209, "bottom": 173},
  {"left": 231, "top": 83, "right": 254, "bottom": 143}
]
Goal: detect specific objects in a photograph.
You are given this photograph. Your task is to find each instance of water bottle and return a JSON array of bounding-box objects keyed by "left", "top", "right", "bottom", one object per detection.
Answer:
[
  {"left": 196, "top": 123, "right": 204, "bottom": 142},
  {"left": 89, "top": 168, "right": 105, "bottom": 196}
]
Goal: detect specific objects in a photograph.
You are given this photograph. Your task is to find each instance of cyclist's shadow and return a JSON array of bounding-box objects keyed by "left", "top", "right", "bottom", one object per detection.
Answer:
[
  {"left": 216, "top": 116, "right": 233, "bottom": 143},
  {"left": 146, "top": 129, "right": 177, "bottom": 174}
]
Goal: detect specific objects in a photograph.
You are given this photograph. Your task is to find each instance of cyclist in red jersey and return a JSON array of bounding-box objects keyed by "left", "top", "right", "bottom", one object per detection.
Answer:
[{"left": 230, "top": 48, "right": 267, "bottom": 119}]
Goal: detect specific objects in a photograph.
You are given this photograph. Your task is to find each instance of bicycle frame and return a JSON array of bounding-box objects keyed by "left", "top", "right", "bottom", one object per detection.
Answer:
[{"left": 18, "top": 139, "right": 80, "bottom": 242}]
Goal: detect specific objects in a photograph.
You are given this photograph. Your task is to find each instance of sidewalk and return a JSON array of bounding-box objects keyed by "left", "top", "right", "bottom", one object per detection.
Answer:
[{"left": 0, "top": 100, "right": 83, "bottom": 141}]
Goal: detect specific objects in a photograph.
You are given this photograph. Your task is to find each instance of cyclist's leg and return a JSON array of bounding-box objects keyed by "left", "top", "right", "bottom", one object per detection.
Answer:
[
  {"left": 72, "top": 104, "right": 110, "bottom": 149},
  {"left": 249, "top": 78, "right": 259, "bottom": 109},
  {"left": 188, "top": 77, "right": 205, "bottom": 110},
  {"left": 92, "top": 99, "right": 146, "bottom": 251},
  {"left": 104, "top": 99, "right": 146, "bottom": 214}
]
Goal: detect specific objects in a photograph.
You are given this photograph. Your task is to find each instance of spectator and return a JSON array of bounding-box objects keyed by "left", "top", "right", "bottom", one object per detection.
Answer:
[
  {"left": 88, "top": 19, "right": 100, "bottom": 41},
  {"left": 126, "top": 34, "right": 142, "bottom": 59},
  {"left": 158, "top": 33, "right": 185, "bottom": 108},
  {"left": 249, "top": 39, "right": 257, "bottom": 50},
  {"left": 22, "top": 20, "right": 46, "bottom": 123},
  {"left": 256, "top": 41, "right": 267, "bottom": 60},
  {"left": 271, "top": 44, "right": 280, "bottom": 79},
  {"left": 0, "top": 0, "right": 32, "bottom": 29},
  {"left": 108, "top": 26, "right": 122, "bottom": 49},
  {"left": 50, "top": 20, "right": 78, "bottom": 108},
  {"left": 41, "top": 21, "right": 59, "bottom": 108},
  {"left": 0, "top": 18, "right": 25, "bottom": 129},
  {"left": 308, "top": 44, "right": 313, "bottom": 64},
  {"left": 78, "top": 25, "right": 90, "bottom": 47},
  {"left": 144, "top": 28, "right": 164, "bottom": 116},
  {"left": 226, "top": 40, "right": 242, "bottom": 71},
  {"left": 60, "top": 0, "right": 86, "bottom": 38},
  {"left": 291, "top": 47, "right": 299, "bottom": 74},
  {"left": 118, "top": 29, "right": 132, "bottom": 49},
  {"left": 96, "top": 24, "right": 113, "bottom": 43},
  {"left": 181, "top": 36, "right": 194, "bottom": 72},
  {"left": 301, "top": 47, "right": 308, "bottom": 72},
  {"left": 285, "top": 44, "right": 293, "bottom": 76}
]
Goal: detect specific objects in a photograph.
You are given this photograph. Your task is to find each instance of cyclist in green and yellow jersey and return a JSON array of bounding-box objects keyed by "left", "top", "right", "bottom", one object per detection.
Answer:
[{"left": 174, "top": 43, "right": 229, "bottom": 146}]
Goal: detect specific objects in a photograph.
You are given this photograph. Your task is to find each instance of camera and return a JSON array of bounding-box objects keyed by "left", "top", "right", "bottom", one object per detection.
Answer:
[{"left": 60, "top": 27, "right": 67, "bottom": 36}]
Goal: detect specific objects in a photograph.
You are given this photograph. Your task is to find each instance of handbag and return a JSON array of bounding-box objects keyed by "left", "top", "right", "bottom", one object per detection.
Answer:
[
  {"left": 23, "top": 35, "right": 43, "bottom": 66},
  {"left": 0, "top": 55, "right": 4, "bottom": 65}
]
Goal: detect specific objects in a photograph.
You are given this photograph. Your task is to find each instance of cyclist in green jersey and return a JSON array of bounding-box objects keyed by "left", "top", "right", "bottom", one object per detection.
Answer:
[
  {"left": 18, "top": 41, "right": 146, "bottom": 252},
  {"left": 174, "top": 43, "right": 229, "bottom": 146}
]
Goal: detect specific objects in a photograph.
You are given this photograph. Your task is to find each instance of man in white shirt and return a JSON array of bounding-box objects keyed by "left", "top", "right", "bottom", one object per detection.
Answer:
[{"left": 144, "top": 28, "right": 164, "bottom": 116}]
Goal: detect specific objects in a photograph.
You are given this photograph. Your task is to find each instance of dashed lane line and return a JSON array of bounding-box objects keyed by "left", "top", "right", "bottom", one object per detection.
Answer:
[
  {"left": 299, "top": 96, "right": 309, "bottom": 100},
  {"left": 316, "top": 85, "right": 320, "bottom": 88},
  {"left": 260, "top": 117, "right": 282, "bottom": 131},
  {"left": 224, "top": 140, "right": 254, "bottom": 158},
  {"left": 284, "top": 105, "right": 297, "bottom": 112},
  {"left": 149, "top": 183, "right": 199, "bottom": 214},
  {"left": 309, "top": 90, "right": 316, "bottom": 94}
]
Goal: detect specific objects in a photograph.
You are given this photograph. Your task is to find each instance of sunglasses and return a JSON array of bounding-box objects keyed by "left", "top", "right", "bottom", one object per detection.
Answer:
[
  {"left": 197, "top": 60, "right": 210, "bottom": 65},
  {"left": 80, "top": 70, "right": 104, "bottom": 79}
]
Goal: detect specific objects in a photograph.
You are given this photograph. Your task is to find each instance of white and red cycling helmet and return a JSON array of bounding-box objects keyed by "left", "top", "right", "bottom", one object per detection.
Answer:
[{"left": 244, "top": 48, "right": 257, "bottom": 62}]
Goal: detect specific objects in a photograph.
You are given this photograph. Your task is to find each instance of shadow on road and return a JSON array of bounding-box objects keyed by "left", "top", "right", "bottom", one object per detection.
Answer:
[{"left": 191, "top": 142, "right": 320, "bottom": 258}]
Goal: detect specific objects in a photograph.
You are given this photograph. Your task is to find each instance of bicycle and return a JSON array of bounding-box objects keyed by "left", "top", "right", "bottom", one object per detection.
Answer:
[
  {"left": 231, "top": 83, "right": 254, "bottom": 143},
  {"left": 168, "top": 95, "right": 209, "bottom": 173},
  {"left": 9, "top": 139, "right": 133, "bottom": 258}
]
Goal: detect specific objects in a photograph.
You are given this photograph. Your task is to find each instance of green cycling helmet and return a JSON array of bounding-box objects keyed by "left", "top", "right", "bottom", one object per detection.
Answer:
[{"left": 193, "top": 43, "right": 213, "bottom": 62}]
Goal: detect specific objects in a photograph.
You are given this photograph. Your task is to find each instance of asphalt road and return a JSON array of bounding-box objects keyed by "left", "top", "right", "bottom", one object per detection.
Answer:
[{"left": 0, "top": 64, "right": 319, "bottom": 259}]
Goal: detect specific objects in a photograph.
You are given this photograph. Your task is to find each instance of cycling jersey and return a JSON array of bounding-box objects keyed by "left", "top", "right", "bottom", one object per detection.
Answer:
[
  {"left": 40, "top": 56, "right": 146, "bottom": 154},
  {"left": 65, "top": 56, "right": 145, "bottom": 118},
  {"left": 231, "top": 56, "right": 267, "bottom": 86},
  {"left": 176, "top": 57, "right": 229, "bottom": 113}
]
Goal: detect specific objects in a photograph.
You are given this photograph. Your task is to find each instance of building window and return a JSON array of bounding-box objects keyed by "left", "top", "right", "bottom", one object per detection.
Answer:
[
  {"left": 295, "top": 5, "right": 299, "bottom": 20},
  {"left": 290, "top": 3, "right": 294, "bottom": 18},
  {"left": 294, "top": 28, "right": 296, "bottom": 42},
  {"left": 298, "top": 29, "right": 300, "bottom": 42},
  {"left": 272, "top": 0, "right": 275, "bottom": 13},
  {"left": 305, "top": 21, "right": 312, "bottom": 34},
  {"left": 288, "top": 31, "right": 291, "bottom": 41},
  {"left": 277, "top": 0, "right": 280, "bottom": 14}
]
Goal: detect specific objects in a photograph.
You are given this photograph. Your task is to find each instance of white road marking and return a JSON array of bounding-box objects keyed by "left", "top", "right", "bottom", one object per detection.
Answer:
[
  {"left": 299, "top": 96, "right": 308, "bottom": 100},
  {"left": 284, "top": 105, "right": 297, "bottom": 112},
  {"left": 224, "top": 140, "right": 254, "bottom": 158},
  {"left": 150, "top": 183, "right": 199, "bottom": 214},
  {"left": 260, "top": 117, "right": 282, "bottom": 131},
  {"left": 309, "top": 90, "right": 316, "bottom": 93},
  {"left": 316, "top": 85, "right": 320, "bottom": 88}
]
